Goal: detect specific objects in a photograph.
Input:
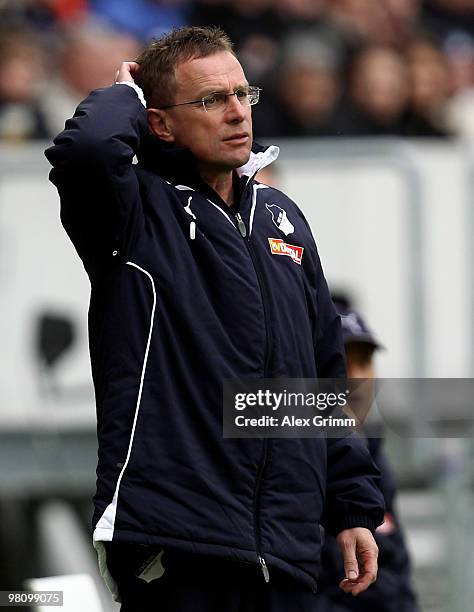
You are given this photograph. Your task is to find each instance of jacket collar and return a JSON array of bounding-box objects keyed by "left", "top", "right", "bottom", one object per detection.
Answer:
[
  {"left": 138, "top": 134, "right": 279, "bottom": 189},
  {"left": 235, "top": 143, "right": 279, "bottom": 184}
]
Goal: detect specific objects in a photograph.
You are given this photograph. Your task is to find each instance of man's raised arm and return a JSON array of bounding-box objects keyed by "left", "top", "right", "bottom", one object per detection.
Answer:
[{"left": 44, "top": 62, "right": 149, "bottom": 274}]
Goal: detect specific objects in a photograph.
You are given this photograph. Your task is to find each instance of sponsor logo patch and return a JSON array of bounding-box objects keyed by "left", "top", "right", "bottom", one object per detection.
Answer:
[{"left": 268, "top": 238, "right": 304, "bottom": 265}]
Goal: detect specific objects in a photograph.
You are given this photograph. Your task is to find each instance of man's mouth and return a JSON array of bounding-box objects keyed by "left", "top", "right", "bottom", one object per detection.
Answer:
[{"left": 223, "top": 133, "right": 249, "bottom": 144}]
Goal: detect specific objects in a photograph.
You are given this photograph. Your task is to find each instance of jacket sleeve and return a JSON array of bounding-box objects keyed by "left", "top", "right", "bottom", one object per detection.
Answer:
[
  {"left": 297, "top": 209, "right": 345, "bottom": 378},
  {"left": 313, "top": 258, "right": 346, "bottom": 378},
  {"left": 301, "top": 214, "right": 385, "bottom": 535},
  {"left": 322, "top": 435, "right": 385, "bottom": 536},
  {"left": 44, "top": 84, "right": 150, "bottom": 275}
]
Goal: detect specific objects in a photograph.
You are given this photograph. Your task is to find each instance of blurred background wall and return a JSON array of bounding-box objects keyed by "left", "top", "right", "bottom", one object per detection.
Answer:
[{"left": 0, "top": 1, "right": 473, "bottom": 611}]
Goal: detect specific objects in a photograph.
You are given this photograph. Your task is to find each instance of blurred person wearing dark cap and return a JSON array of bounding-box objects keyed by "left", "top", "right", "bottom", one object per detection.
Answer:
[
  {"left": 336, "top": 298, "right": 384, "bottom": 428},
  {"left": 313, "top": 296, "right": 419, "bottom": 612}
]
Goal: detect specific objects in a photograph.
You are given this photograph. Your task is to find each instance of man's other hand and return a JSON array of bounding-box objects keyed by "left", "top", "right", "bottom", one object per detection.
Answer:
[
  {"left": 115, "top": 61, "right": 140, "bottom": 84},
  {"left": 336, "top": 527, "right": 378, "bottom": 596}
]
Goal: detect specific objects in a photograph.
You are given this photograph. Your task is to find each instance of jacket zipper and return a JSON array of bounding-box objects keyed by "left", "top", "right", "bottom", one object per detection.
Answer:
[
  {"left": 192, "top": 177, "right": 273, "bottom": 582},
  {"left": 235, "top": 211, "right": 247, "bottom": 238},
  {"left": 254, "top": 439, "right": 270, "bottom": 583},
  {"left": 233, "top": 209, "right": 271, "bottom": 584},
  {"left": 233, "top": 211, "right": 271, "bottom": 375}
]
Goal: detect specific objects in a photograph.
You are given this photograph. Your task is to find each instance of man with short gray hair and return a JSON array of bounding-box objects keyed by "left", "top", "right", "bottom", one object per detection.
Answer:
[{"left": 46, "top": 26, "right": 384, "bottom": 612}]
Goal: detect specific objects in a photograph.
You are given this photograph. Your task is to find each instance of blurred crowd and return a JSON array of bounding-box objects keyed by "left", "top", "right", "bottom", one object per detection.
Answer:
[{"left": 1, "top": 0, "right": 474, "bottom": 141}]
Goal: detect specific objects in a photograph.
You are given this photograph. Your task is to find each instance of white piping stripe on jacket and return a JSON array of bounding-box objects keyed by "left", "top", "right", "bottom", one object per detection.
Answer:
[
  {"left": 249, "top": 184, "right": 268, "bottom": 237},
  {"left": 206, "top": 198, "right": 236, "bottom": 229},
  {"left": 184, "top": 196, "right": 197, "bottom": 240},
  {"left": 92, "top": 261, "right": 157, "bottom": 542},
  {"left": 184, "top": 196, "right": 196, "bottom": 220}
]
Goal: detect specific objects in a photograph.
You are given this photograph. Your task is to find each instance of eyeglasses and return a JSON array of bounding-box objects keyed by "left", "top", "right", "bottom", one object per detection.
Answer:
[{"left": 158, "top": 86, "right": 261, "bottom": 112}]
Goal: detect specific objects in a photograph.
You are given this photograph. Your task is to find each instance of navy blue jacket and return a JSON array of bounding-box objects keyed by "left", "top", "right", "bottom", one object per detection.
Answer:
[{"left": 45, "top": 84, "right": 384, "bottom": 595}]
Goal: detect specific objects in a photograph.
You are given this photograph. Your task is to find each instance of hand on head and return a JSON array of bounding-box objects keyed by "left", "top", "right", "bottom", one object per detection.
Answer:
[{"left": 115, "top": 61, "right": 139, "bottom": 84}]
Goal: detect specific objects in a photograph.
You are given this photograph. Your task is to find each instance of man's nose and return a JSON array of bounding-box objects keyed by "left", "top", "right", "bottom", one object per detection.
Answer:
[{"left": 225, "top": 93, "right": 246, "bottom": 121}]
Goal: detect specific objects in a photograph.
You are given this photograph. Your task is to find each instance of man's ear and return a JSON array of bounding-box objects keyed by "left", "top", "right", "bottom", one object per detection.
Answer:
[{"left": 148, "top": 108, "right": 175, "bottom": 143}]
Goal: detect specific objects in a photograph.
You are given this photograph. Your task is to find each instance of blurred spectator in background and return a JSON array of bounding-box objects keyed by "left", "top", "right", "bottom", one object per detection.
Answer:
[
  {"left": 383, "top": 0, "right": 422, "bottom": 49},
  {"left": 191, "top": 0, "right": 282, "bottom": 85},
  {"left": 404, "top": 38, "right": 453, "bottom": 137},
  {"left": 328, "top": 0, "right": 410, "bottom": 49},
  {"left": 0, "top": 26, "right": 49, "bottom": 141},
  {"left": 338, "top": 46, "right": 410, "bottom": 136},
  {"left": 1, "top": 0, "right": 473, "bottom": 140},
  {"left": 337, "top": 41, "right": 453, "bottom": 138},
  {"left": 192, "top": 0, "right": 279, "bottom": 47},
  {"left": 253, "top": 36, "right": 344, "bottom": 138},
  {"left": 38, "top": 17, "right": 140, "bottom": 136},
  {"left": 0, "top": 0, "right": 59, "bottom": 32},
  {"left": 314, "top": 296, "right": 419, "bottom": 612}
]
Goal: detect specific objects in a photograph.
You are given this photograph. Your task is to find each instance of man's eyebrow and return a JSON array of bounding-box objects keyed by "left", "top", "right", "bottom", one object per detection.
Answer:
[{"left": 198, "top": 83, "right": 250, "bottom": 96}]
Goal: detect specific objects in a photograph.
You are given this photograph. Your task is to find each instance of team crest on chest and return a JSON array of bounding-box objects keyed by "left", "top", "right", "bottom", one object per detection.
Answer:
[
  {"left": 268, "top": 238, "right": 304, "bottom": 265},
  {"left": 265, "top": 203, "right": 295, "bottom": 236}
]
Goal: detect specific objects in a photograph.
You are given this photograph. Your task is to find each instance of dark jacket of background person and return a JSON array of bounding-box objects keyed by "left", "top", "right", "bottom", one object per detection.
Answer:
[
  {"left": 45, "top": 83, "right": 384, "bottom": 598},
  {"left": 314, "top": 435, "right": 419, "bottom": 612},
  {"left": 314, "top": 300, "right": 418, "bottom": 612}
]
